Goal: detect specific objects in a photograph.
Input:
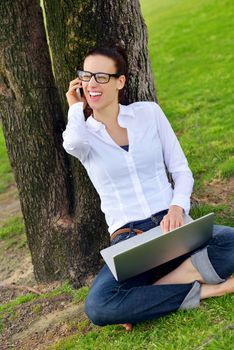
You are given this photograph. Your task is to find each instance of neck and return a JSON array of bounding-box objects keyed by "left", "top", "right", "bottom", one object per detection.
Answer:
[{"left": 93, "top": 101, "right": 120, "bottom": 131}]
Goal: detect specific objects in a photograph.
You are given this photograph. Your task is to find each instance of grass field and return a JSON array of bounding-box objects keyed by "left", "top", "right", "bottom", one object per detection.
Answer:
[
  {"left": 0, "top": 0, "right": 233, "bottom": 349},
  {"left": 142, "top": 0, "right": 234, "bottom": 189},
  {"left": 0, "top": 129, "right": 14, "bottom": 194}
]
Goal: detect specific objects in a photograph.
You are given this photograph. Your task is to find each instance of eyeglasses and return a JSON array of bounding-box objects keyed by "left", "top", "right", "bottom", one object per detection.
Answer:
[{"left": 76, "top": 69, "right": 121, "bottom": 84}]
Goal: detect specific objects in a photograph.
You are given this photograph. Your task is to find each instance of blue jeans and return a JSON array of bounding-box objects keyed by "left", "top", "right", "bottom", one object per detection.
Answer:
[{"left": 84, "top": 211, "right": 234, "bottom": 326}]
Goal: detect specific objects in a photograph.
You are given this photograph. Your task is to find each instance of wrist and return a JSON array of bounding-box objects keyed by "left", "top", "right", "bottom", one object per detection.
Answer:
[{"left": 168, "top": 205, "right": 184, "bottom": 214}]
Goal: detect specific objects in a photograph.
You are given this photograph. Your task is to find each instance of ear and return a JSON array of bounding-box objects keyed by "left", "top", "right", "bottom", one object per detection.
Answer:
[{"left": 117, "top": 75, "right": 126, "bottom": 90}]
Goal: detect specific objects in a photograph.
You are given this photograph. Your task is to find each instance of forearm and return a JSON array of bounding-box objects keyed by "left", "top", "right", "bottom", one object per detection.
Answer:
[
  {"left": 62, "top": 102, "right": 91, "bottom": 162},
  {"left": 170, "top": 170, "right": 194, "bottom": 214}
]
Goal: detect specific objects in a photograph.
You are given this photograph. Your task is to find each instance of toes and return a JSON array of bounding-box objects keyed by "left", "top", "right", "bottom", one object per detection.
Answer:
[{"left": 122, "top": 323, "right": 133, "bottom": 331}]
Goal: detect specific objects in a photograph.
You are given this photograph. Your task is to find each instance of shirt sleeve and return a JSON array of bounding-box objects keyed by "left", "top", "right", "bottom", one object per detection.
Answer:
[
  {"left": 62, "top": 102, "right": 91, "bottom": 163},
  {"left": 151, "top": 102, "right": 194, "bottom": 214}
]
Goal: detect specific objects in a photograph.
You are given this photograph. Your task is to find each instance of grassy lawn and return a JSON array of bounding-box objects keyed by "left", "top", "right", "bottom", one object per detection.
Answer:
[
  {"left": 0, "top": 0, "right": 233, "bottom": 349},
  {"left": 0, "top": 124, "right": 14, "bottom": 193},
  {"left": 141, "top": 0, "right": 234, "bottom": 191},
  {"left": 48, "top": 295, "right": 234, "bottom": 350}
]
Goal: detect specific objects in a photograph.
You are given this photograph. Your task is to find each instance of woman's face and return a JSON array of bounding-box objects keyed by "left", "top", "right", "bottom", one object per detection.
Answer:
[{"left": 82, "top": 54, "right": 125, "bottom": 111}]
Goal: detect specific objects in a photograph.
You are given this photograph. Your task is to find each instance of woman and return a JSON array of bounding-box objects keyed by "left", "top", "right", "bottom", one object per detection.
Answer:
[{"left": 63, "top": 45, "right": 234, "bottom": 331}]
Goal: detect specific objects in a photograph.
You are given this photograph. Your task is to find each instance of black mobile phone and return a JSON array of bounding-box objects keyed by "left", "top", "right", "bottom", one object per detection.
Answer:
[
  {"left": 80, "top": 87, "right": 84, "bottom": 97},
  {"left": 76, "top": 87, "right": 84, "bottom": 98}
]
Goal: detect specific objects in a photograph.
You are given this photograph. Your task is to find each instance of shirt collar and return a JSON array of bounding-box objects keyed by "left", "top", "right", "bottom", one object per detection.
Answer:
[{"left": 86, "top": 103, "right": 135, "bottom": 131}]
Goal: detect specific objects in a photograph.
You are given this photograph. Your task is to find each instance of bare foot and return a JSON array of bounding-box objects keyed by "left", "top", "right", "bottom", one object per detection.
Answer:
[
  {"left": 201, "top": 277, "right": 234, "bottom": 299},
  {"left": 121, "top": 323, "right": 133, "bottom": 331},
  {"left": 216, "top": 277, "right": 234, "bottom": 295}
]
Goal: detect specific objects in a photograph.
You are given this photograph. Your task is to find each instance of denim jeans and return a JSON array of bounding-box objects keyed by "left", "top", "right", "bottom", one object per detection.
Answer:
[{"left": 84, "top": 211, "right": 234, "bottom": 326}]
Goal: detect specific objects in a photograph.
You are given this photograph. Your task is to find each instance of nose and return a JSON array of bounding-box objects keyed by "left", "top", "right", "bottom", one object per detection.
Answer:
[{"left": 88, "top": 75, "right": 99, "bottom": 87}]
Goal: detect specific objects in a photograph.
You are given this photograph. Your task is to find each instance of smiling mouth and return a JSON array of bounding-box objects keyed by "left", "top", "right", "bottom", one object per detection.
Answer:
[
  {"left": 89, "top": 92, "right": 102, "bottom": 97},
  {"left": 88, "top": 91, "right": 103, "bottom": 102}
]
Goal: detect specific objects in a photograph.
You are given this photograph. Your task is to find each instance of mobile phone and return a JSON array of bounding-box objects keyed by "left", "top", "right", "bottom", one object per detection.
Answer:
[{"left": 76, "top": 87, "right": 84, "bottom": 99}]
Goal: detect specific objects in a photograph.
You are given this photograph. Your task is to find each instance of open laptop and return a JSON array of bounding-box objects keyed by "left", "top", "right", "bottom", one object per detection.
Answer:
[{"left": 100, "top": 212, "right": 214, "bottom": 282}]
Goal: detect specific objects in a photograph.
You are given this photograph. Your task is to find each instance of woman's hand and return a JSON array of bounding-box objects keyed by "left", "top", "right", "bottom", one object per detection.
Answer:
[
  {"left": 66, "top": 77, "right": 87, "bottom": 108},
  {"left": 160, "top": 205, "right": 184, "bottom": 233}
]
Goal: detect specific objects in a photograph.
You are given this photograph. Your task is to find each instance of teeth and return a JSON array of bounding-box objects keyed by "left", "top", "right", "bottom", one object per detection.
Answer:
[{"left": 89, "top": 92, "right": 102, "bottom": 96}]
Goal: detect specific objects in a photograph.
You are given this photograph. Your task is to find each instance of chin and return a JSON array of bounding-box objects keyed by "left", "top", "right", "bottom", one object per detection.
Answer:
[
  {"left": 89, "top": 104, "right": 98, "bottom": 111},
  {"left": 89, "top": 102, "right": 104, "bottom": 111}
]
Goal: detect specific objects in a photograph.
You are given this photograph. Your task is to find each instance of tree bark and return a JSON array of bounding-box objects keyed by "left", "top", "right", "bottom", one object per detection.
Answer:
[
  {"left": 0, "top": 0, "right": 108, "bottom": 287},
  {"left": 0, "top": 0, "right": 157, "bottom": 287},
  {"left": 42, "top": 0, "right": 156, "bottom": 109}
]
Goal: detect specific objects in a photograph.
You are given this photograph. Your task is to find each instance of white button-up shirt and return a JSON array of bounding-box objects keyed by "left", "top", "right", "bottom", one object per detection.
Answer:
[{"left": 62, "top": 101, "right": 194, "bottom": 235}]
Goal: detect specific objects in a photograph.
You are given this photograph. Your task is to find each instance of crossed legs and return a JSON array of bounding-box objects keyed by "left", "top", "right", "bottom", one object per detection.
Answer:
[{"left": 85, "top": 224, "right": 234, "bottom": 331}]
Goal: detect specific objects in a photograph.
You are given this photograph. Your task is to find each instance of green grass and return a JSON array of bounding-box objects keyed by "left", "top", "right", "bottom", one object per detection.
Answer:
[
  {"left": 141, "top": 0, "right": 234, "bottom": 190},
  {"left": 48, "top": 296, "right": 234, "bottom": 350},
  {"left": 190, "top": 202, "right": 233, "bottom": 227},
  {"left": 47, "top": 280, "right": 90, "bottom": 304},
  {"left": 0, "top": 215, "right": 25, "bottom": 239},
  {"left": 0, "top": 124, "right": 14, "bottom": 193}
]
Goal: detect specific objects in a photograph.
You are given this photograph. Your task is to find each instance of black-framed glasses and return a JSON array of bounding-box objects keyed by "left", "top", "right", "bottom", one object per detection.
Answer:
[{"left": 76, "top": 69, "right": 121, "bottom": 84}]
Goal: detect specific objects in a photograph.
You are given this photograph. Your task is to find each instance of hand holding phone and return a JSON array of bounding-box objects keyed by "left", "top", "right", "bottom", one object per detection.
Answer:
[{"left": 66, "top": 78, "right": 87, "bottom": 108}]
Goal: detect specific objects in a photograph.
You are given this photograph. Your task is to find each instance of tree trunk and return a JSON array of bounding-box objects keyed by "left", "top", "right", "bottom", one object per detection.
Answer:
[
  {"left": 42, "top": 0, "right": 156, "bottom": 109},
  {"left": 0, "top": 0, "right": 108, "bottom": 287},
  {"left": 0, "top": 0, "right": 156, "bottom": 287}
]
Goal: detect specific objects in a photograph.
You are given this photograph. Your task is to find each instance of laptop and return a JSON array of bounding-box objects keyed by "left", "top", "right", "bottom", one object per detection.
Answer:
[{"left": 100, "top": 212, "right": 214, "bottom": 282}]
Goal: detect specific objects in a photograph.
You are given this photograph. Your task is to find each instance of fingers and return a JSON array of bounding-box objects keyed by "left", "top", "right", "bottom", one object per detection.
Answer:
[
  {"left": 160, "top": 214, "right": 184, "bottom": 233},
  {"left": 67, "top": 79, "right": 82, "bottom": 92},
  {"left": 69, "top": 77, "right": 82, "bottom": 86},
  {"left": 160, "top": 217, "right": 170, "bottom": 233},
  {"left": 66, "top": 78, "right": 86, "bottom": 107}
]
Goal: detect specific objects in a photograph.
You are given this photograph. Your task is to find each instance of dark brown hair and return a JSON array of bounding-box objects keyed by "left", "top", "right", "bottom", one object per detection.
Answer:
[
  {"left": 84, "top": 45, "right": 128, "bottom": 80},
  {"left": 83, "top": 44, "right": 128, "bottom": 118}
]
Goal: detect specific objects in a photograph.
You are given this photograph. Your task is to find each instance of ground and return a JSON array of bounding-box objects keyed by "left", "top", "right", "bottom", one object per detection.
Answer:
[
  {"left": 0, "top": 185, "right": 92, "bottom": 350},
  {"left": 195, "top": 178, "right": 234, "bottom": 211}
]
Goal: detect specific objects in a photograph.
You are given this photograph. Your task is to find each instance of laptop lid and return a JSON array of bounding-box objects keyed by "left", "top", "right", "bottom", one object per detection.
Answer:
[{"left": 101, "top": 213, "right": 214, "bottom": 281}]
